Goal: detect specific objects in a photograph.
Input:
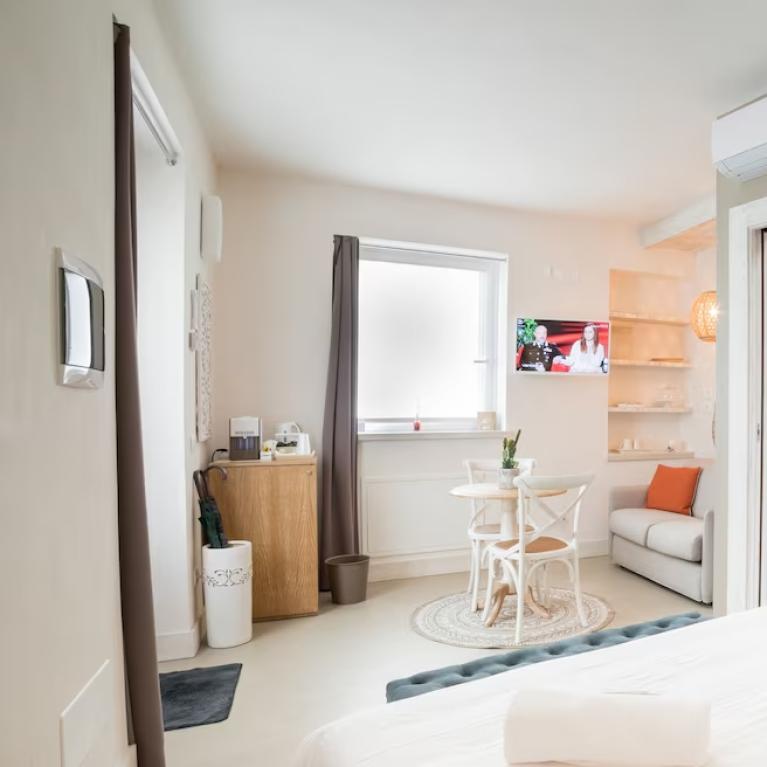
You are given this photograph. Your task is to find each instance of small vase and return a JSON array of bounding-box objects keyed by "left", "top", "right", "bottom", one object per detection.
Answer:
[{"left": 498, "top": 467, "right": 519, "bottom": 489}]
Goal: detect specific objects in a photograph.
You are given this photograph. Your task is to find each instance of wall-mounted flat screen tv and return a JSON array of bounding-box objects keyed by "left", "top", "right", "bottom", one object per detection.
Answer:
[{"left": 515, "top": 318, "right": 610, "bottom": 375}]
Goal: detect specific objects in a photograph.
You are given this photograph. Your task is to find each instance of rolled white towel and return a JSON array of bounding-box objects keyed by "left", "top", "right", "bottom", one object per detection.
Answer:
[{"left": 504, "top": 688, "right": 710, "bottom": 766}]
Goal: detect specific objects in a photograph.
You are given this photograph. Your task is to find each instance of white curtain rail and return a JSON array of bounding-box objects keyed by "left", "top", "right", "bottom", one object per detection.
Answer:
[
  {"left": 132, "top": 94, "right": 177, "bottom": 166},
  {"left": 130, "top": 51, "right": 181, "bottom": 167}
]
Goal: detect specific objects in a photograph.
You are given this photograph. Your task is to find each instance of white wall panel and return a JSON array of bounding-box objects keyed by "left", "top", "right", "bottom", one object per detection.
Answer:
[{"left": 362, "top": 474, "right": 468, "bottom": 557}]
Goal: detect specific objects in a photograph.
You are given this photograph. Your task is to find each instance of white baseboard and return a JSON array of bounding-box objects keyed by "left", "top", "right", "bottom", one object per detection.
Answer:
[
  {"left": 580, "top": 538, "right": 609, "bottom": 558},
  {"left": 368, "top": 550, "right": 470, "bottom": 582},
  {"left": 117, "top": 745, "right": 137, "bottom": 767},
  {"left": 368, "top": 539, "right": 609, "bottom": 582},
  {"left": 156, "top": 622, "right": 200, "bottom": 661}
]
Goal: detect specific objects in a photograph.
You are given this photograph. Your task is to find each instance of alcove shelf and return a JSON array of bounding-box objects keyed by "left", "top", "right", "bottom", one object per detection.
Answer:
[
  {"left": 608, "top": 450, "right": 696, "bottom": 463},
  {"left": 607, "top": 406, "right": 692, "bottom": 414},
  {"left": 609, "top": 268, "right": 683, "bottom": 281},
  {"left": 609, "top": 311, "right": 689, "bottom": 326},
  {"left": 608, "top": 267, "right": 696, "bottom": 456},
  {"left": 611, "top": 359, "right": 691, "bottom": 369}
]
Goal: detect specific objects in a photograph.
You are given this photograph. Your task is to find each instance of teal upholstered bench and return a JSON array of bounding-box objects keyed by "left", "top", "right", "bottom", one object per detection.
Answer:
[{"left": 386, "top": 611, "right": 707, "bottom": 703}]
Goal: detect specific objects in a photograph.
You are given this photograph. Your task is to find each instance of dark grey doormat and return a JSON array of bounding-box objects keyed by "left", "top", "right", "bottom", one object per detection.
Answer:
[{"left": 160, "top": 663, "right": 242, "bottom": 731}]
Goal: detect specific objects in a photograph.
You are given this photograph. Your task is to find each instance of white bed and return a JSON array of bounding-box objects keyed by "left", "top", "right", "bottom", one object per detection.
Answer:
[{"left": 296, "top": 609, "right": 767, "bottom": 766}]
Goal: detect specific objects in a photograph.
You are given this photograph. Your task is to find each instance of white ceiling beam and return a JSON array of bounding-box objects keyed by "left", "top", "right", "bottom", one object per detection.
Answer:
[{"left": 639, "top": 196, "right": 716, "bottom": 250}]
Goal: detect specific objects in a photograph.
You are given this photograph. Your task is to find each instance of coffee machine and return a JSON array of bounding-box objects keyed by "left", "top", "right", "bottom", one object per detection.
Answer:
[{"left": 229, "top": 416, "right": 262, "bottom": 460}]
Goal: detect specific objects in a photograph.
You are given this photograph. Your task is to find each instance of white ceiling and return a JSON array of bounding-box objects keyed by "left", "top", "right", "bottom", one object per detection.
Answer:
[{"left": 156, "top": 0, "right": 767, "bottom": 222}]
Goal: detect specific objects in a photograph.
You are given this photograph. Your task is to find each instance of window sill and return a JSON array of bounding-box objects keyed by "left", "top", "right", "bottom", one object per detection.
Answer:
[{"left": 357, "top": 429, "right": 507, "bottom": 442}]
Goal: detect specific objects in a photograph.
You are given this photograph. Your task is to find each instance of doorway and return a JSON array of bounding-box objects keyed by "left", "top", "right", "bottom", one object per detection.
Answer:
[
  {"left": 726, "top": 197, "right": 767, "bottom": 612},
  {"left": 760, "top": 230, "right": 767, "bottom": 606},
  {"left": 132, "top": 57, "right": 197, "bottom": 660}
]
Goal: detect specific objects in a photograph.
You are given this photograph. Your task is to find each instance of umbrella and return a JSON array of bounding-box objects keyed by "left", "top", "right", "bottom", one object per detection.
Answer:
[{"left": 193, "top": 466, "right": 229, "bottom": 548}]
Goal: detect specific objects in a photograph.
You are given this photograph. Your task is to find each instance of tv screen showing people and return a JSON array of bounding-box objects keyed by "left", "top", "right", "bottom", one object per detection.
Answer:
[{"left": 516, "top": 318, "right": 610, "bottom": 375}]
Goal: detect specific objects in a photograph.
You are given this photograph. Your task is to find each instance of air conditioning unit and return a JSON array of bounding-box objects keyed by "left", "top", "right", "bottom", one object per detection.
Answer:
[{"left": 712, "top": 94, "right": 767, "bottom": 181}]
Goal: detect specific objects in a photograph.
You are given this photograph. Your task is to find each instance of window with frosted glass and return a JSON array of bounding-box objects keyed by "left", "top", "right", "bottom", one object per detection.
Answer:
[{"left": 358, "top": 247, "right": 503, "bottom": 421}]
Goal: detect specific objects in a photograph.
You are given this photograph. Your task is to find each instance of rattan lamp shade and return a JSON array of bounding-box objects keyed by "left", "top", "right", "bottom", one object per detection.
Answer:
[{"left": 690, "top": 290, "right": 718, "bottom": 342}]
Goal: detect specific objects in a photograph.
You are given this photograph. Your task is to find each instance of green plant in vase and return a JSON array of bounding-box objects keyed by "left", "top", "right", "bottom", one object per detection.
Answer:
[
  {"left": 499, "top": 429, "right": 522, "bottom": 488},
  {"left": 518, "top": 318, "right": 537, "bottom": 346}
]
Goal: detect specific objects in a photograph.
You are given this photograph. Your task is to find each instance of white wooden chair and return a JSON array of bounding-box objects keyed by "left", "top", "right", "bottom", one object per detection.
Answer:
[
  {"left": 463, "top": 458, "right": 536, "bottom": 611},
  {"left": 482, "top": 472, "right": 594, "bottom": 644}
]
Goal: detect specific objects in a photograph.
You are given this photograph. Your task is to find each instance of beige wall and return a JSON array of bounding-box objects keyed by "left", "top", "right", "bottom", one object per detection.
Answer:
[
  {"left": 214, "top": 171, "right": 707, "bottom": 547},
  {"left": 0, "top": 1, "right": 214, "bottom": 764},
  {"left": 715, "top": 172, "right": 767, "bottom": 614}
]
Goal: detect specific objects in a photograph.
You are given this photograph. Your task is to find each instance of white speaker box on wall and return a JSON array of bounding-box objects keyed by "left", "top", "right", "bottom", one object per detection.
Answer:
[{"left": 201, "top": 195, "right": 223, "bottom": 263}]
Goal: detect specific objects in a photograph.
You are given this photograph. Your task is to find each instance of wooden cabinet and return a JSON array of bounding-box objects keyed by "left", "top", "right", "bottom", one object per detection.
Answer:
[{"left": 208, "top": 456, "right": 318, "bottom": 620}]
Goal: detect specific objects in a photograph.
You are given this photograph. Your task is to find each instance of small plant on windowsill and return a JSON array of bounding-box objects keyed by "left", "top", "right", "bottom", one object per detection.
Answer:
[{"left": 499, "top": 429, "right": 522, "bottom": 489}]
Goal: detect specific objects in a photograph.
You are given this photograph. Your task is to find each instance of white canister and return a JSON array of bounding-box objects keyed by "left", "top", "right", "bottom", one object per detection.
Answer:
[{"left": 202, "top": 540, "right": 253, "bottom": 648}]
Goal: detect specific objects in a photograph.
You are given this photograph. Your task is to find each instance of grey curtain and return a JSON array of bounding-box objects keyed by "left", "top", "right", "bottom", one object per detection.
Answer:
[
  {"left": 320, "top": 235, "right": 360, "bottom": 589},
  {"left": 114, "top": 23, "right": 166, "bottom": 767}
]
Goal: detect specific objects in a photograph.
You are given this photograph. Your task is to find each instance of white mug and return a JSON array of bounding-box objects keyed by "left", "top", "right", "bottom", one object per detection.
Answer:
[{"left": 621, "top": 438, "right": 633, "bottom": 451}]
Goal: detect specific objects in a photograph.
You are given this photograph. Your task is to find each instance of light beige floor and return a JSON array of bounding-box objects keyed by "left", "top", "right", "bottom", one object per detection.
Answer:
[{"left": 161, "top": 556, "right": 711, "bottom": 767}]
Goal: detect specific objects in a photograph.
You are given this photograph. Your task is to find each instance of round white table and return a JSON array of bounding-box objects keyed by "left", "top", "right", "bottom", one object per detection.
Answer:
[{"left": 449, "top": 482, "right": 565, "bottom": 626}]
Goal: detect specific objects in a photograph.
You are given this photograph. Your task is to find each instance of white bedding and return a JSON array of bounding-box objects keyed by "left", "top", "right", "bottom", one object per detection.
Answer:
[{"left": 296, "top": 609, "right": 767, "bottom": 766}]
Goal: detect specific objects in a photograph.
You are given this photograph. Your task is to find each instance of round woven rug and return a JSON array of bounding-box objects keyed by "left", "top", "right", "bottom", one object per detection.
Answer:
[{"left": 411, "top": 588, "right": 614, "bottom": 649}]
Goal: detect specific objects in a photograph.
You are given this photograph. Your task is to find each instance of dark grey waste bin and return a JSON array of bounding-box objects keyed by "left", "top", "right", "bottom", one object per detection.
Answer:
[{"left": 326, "top": 554, "right": 370, "bottom": 604}]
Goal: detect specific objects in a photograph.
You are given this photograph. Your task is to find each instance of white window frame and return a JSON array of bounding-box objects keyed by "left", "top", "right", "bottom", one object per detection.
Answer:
[{"left": 358, "top": 237, "right": 507, "bottom": 432}]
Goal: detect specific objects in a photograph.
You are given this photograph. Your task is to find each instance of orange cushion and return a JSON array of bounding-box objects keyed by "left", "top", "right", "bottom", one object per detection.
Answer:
[{"left": 646, "top": 465, "right": 702, "bottom": 516}]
